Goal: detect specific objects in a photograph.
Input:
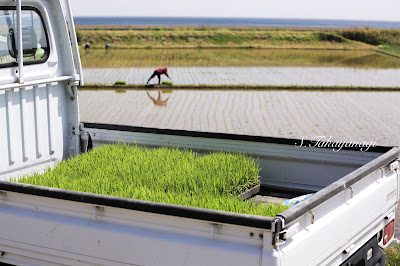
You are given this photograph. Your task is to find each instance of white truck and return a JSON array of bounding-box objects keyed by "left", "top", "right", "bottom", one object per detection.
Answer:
[{"left": 0, "top": 0, "right": 399, "bottom": 265}]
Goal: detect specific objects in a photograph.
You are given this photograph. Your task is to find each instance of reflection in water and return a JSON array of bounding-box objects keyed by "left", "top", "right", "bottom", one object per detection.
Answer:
[{"left": 147, "top": 91, "right": 170, "bottom": 106}]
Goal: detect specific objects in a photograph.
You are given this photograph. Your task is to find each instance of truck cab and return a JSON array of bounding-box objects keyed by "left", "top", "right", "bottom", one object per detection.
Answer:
[{"left": 0, "top": 0, "right": 82, "bottom": 181}]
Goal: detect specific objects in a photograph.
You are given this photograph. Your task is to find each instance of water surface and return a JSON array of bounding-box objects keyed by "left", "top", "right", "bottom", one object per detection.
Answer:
[
  {"left": 83, "top": 66, "right": 400, "bottom": 87},
  {"left": 78, "top": 89, "right": 400, "bottom": 146},
  {"left": 74, "top": 17, "right": 400, "bottom": 29}
]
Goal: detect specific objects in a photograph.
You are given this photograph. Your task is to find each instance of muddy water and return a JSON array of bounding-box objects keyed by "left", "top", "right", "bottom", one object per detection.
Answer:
[
  {"left": 78, "top": 89, "right": 400, "bottom": 237},
  {"left": 79, "top": 90, "right": 400, "bottom": 145}
]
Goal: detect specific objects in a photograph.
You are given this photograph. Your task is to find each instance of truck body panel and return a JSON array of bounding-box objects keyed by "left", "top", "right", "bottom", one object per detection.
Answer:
[{"left": 0, "top": 124, "right": 398, "bottom": 265}]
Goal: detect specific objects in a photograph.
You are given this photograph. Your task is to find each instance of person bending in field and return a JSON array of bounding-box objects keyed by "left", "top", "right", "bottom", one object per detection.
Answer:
[{"left": 147, "top": 67, "right": 170, "bottom": 85}]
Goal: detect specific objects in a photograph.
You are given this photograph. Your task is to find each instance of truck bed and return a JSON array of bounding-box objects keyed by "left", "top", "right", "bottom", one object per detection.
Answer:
[{"left": 0, "top": 122, "right": 398, "bottom": 265}]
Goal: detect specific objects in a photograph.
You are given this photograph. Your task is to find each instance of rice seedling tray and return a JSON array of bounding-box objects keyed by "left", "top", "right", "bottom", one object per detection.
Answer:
[
  {"left": 14, "top": 144, "right": 288, "bottom": 217},
  {"left": 237, "top": 184, "right": 261, "bottom": 200}
]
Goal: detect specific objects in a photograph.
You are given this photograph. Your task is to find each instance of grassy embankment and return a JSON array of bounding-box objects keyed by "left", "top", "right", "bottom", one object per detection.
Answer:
[
  {"left": 339, "top": 28, "right": 400, "bottom": 57},
  {"left": 76, "top": 27, "right": 371, "bottom": 50},
  {"left": 380, "top": 44, "right": 400, "bottom": 57},
  {"left": 15, "top": 144, "right": 288, "bottom": 217},
  {"left": 76, "top": 27, "right": 400, "bottom": 56}
]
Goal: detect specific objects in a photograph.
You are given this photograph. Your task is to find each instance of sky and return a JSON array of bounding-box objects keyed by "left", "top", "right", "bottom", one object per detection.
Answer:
[{"left": 70, "top": 0, "right": 400, "bottom": 21}]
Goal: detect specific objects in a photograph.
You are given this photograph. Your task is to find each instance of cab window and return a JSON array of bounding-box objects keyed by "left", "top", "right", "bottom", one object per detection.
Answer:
[{"left": 0, "top": 7, "right": 49, "bottom": 67}]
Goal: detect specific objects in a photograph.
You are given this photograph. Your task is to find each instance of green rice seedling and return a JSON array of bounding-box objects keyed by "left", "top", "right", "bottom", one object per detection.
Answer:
[
  {"left": 14, "top": 144, "right": 288, "bottom": 217},
  {"left": 162, "top": 81, "right": 173, "bottom": 85},
  {"left": 114, "top": 80, "right": 127, "bottom": 85}
]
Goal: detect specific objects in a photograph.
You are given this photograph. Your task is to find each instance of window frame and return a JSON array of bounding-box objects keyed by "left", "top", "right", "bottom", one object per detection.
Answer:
[{"left": 0, "top": 5, "right": 50, "bottom": 68}]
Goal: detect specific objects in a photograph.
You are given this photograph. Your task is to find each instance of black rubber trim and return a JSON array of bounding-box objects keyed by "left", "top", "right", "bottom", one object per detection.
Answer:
[
  {"left": 275, "top": 218, "right": 283, "bottom": 233},
  {"left": 0, "top": 6, "right": 50, "bottom": 68},
  {"left": 83, "top": 122, "right": 392, "bottom": 153},
  {"left": 278, "top": 147, "right": 400, "bottom": 225},
  {"left": 0, "top": 181, "right": 275, "bottom": 230}
]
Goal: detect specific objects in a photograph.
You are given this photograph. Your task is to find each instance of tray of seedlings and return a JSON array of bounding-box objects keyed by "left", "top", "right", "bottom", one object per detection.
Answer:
[{"left": 14, "top": 144, "right": 288, "bottom": 217}]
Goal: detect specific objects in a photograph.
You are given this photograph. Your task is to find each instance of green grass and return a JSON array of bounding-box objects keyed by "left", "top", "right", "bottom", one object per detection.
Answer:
[
  {"left": 337, "top": 28, "right": 400, "bottom": 57},
  {"left": 77, "top": 27, "right": 400, "bottom": 63},
  {"left": 339, "top": 28, "right": 400, "bottom": 46},
  {"left": 380, "top": 44, "right": 400, "bottom": 57},
  {"left": 78, "top": 27, "right": 400, "bottom": 68},
  {"left": 385, "top": 245, "right": 400, "bottom": 266},
  {"left": 114, "top": 80, "right": 127, "bottom": 85},
  {"left": 14, "top": 144, "right": 288, "bottom": 217},
  {"left": 76, "top": 28, "right": 371, "bottom": 49}
]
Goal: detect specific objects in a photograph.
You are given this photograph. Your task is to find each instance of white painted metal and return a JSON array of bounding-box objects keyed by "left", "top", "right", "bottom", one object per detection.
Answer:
[
  {"left": 278, "top": 169, "right": 398, "bottom": 266},
  {"left": 0, "top": 0, "right": 82, "bottom": 180},
  {"left": 64, "top": 0, "right": 84, "bottom": 85},
  {"left": 19, "top": 87, "right": 29, "bottom": 161},
  {"left": 16, "top": 0, "right": 23, "bottom": 84},
  {"left": 33, "top": 85, "right": 42, "bottom": 158},
  {"left": 0, "top": 190, "right": 271, "bottom": 265},
  {"left": 45, "top": 83, "right": 55, "bottom": 155},
  {"left": 0, "top": 76, "right": 71, "bottom": 91},
  {"left": 5, "top": 89, "right": 15, "bottom": 165}
]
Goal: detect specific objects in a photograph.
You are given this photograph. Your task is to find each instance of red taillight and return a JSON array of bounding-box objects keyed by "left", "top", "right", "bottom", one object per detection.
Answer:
[{"left": 383, "top": 220, "right": 395, "bottom": 246}]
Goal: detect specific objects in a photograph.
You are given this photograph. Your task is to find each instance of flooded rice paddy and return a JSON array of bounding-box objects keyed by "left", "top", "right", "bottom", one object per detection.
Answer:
[
  {"left": 81, "top": 48, "right": 400, "bottom": 69},
  {"left": 78, "top": 89, "right": 400, "bottom": 146},
  {"left": 82, "top": 48, "right": 400, "bottom": 87},
  {"left": 83, "top": 66, "right": 400, "bottom": 87}
]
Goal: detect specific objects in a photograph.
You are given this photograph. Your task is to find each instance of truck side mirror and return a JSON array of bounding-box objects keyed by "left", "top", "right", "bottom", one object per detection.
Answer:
[{"left": 7, "top": 28, "right": 17, "bottom": 59}]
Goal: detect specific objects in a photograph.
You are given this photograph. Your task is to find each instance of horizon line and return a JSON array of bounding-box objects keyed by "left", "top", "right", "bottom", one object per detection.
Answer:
[{"left": 73, "top": 16, "right": 400, "bottom": 23}]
